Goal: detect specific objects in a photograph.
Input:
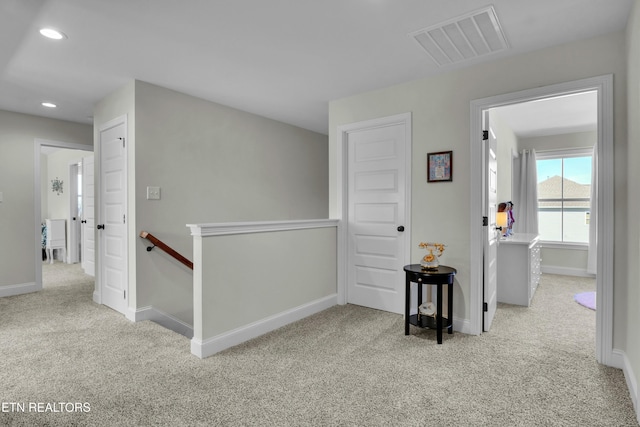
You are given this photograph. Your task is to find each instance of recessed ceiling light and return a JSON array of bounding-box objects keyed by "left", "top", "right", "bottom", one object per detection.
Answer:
[
  {"left": 42, "top": 102, "right": 57, "bottom": 108},
  {"left": 39, "top": 28, "right": 67, "bottom": 40}
]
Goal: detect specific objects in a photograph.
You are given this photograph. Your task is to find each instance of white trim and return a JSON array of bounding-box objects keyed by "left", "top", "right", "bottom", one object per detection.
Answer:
[
  {"left": 539, "top": 241, "right": 588, "bottom": 250},
  {"left": 129, "top": 306, "right": 194, "bottom": 338},
  {"left": 540, "top": 266, "right": 594, "bottom": 277},
  {"left": 34, "top": 139, "right": 93, "bottom": 294},
  {"left": 191, "top": 294, "right": 337, "bottom": 358},
  {"left": 335, "top": 113, "right": 412, "bottom": 309},
  {"left": 0, "top": 282, "right": 38, "bottom": 298},
  {"left": 618, "top": 350, "right": 640, "bottom": 422},
  {"left": 188, "top": 218, "right": 338, "bottom": 237},
  {"left": 535, "top": 146, "right": 594, "bottom": 159},
  {"left": 470, "top": 75, "right": 615, "bottom": 365}
]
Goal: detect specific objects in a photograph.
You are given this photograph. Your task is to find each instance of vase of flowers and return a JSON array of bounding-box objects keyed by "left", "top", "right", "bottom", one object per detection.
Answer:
[{"left": 419, "top": 242, "right": 445, "bottom": 270}]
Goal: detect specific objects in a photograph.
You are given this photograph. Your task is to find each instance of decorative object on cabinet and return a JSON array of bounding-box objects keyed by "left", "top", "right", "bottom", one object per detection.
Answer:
[
  {"left": 418, "top": 242, "right": 445, "bottom": 270},
  {"left": 497, "top": 233, "right": 541, "bottom": 306},
  {"left": 427, "top": 151, "right": 452, "bottom": 182},
  {"left": 496, "top": 211, "right": 508, "bottom": 236},
  {"left": 51, "top": 177, "right": 63, "bottom": 195}
]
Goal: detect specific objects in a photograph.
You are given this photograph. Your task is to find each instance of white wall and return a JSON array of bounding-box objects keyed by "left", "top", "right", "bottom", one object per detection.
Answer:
[
  {"left": 519, "top": 131, "right": 597, "bottom": 152},
  {"left": 0, "top": 110, "right": 92, "bottom": 290},
  {"left": 45, "top": 149, "right": 86, "bottom": 219},
  {"left": 329, "top": 32, "right": 627, "bottom": 339},
  {"left": 489, "top": 110, "right": 518, "bottom": 203},
  {"left": 625, "top": 0, "right": 640, "bottom": 416}
]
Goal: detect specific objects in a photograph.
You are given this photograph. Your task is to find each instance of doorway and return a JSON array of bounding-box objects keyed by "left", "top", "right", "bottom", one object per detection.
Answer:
[
  {"left": 470, "top": 75, "right": 615, "bottom": 367},
  {"left": 35, "top": 139, "right": 94, "bottom": 290}
]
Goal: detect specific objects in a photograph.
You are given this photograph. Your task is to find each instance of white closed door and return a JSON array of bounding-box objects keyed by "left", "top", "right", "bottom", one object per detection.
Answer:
[
  {"left": 99, "top": 120, "right": 127, "bottom": 314},
  {"left": 483, "top": 113, "right": 498, "bottom": 331},
  {"left": 82, "top": 155, "right": 95, "bottom": 276},
  {"left": 347, "top": 119, "right": 410, "bottom": 314}
]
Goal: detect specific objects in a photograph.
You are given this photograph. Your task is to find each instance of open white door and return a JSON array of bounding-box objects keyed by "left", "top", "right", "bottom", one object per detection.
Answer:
[
  {"left": 82, "top": 155, "right": 95, "bottom": 276},
  {"left": 346, "top": 116, "right": 411, "bottom": 314},
  {"left": 68, "top": 163, "right": 81, "bottom": 264},
  {"left": 483, "top": 112, "right": 498, "bottom": 331},
  {"left": 98, "top": 118, "right": 127, "bottom": 315}
]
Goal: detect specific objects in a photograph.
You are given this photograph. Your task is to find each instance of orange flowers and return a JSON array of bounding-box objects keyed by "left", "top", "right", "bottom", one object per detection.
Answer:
[{"left": 418, "top": 242, "right": 445, "bottom": 257}]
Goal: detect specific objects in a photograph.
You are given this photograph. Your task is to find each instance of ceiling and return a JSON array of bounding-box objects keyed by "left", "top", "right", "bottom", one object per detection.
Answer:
[
  {"left": 492, "top": 91, "right": 598, "bottom": 139},
  {"left": 0, "top": 0, "right": 633, "bottom": 135}
]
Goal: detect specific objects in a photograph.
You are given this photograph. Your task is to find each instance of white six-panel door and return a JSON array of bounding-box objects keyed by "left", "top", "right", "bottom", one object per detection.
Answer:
[
  {"left": 346, "top": 120, "right": 409, "bottom": 314},
  {"left": 99, "top": 119, "right": 127, "bottom": 314},
  {"left": 483, "top": 115, "right": 498, "bottom": 331}
]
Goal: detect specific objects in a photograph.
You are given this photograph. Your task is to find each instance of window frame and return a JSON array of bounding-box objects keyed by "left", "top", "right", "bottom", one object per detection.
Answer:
[{"left": 535, "top": 147, "right": 593, "bottom": 246}]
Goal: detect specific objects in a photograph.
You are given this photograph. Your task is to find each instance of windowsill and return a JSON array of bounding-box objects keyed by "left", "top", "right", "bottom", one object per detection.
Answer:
[{"left": 539, "top": 241, "right": 588, "bottom": 251}]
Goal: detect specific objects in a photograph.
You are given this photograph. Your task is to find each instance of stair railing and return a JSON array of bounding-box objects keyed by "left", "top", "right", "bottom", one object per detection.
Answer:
[{"left": 139, "top": 231, "right": 193, "bottom": 270}]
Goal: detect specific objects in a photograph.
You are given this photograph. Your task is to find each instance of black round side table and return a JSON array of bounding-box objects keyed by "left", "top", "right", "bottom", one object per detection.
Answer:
[{"left": 403, "top": 264, "right": 456, "bottom": 344}]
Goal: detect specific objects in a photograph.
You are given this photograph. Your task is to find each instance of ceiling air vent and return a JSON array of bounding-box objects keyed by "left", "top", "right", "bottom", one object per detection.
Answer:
[{"left": 409, "top": 6, "right": 509, "bottom": 67}]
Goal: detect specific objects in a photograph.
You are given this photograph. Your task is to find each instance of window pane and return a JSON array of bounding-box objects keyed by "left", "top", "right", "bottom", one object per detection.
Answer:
[
  {"left": 537, "top": 158, "right": 562, "bottom": 242},
  {"left": 537, "top": 159, "right": 562, "bottom": 202},
  {"left": 563, "top": 156, "right": 591, "bottom": 186},
  {"left": 563, "top": 207, "right": 589, "bottom": 243},
  {"left": 538, "top": 209, "right": 562, "bottom": 241},
  {"left": 562, "top": 156, "right": 591, "bottom": 243}
]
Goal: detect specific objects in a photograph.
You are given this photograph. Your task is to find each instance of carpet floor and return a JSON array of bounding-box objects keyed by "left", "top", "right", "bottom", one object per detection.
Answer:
[{"left": 0, "top": 265, "right": 637, "bottom": 426}]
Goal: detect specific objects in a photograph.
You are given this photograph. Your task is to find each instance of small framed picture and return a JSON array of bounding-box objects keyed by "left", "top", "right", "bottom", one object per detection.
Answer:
[{"left": 427, "top": 151, "right": 452, "bottom": 182}]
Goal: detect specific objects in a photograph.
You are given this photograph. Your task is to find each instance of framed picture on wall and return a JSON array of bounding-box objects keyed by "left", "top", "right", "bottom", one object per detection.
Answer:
[{"left": 427, "top": 151, "right": 452, "bottom": 182}]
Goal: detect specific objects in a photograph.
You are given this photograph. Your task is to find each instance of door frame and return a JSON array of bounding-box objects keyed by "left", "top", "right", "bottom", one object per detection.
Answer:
[
  {"left": 34, "top": 139, "right": 93, "bottom": 290},
  {"left": 469, "top": 75, "right": 616, "bottom": 366},
  {"left": 335, "top": 113, "right": 412, "bottom": 306},
  {"left": 94, "top": 115, "right": 129, "bottom": 314}
]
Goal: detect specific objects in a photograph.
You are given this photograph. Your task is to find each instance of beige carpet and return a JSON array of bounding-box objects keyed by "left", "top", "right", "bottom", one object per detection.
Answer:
[{"left": 0, "top": 266, "right": 637, "bottom": 426}]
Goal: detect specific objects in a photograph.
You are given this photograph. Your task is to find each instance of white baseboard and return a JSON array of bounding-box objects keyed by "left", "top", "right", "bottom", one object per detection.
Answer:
[
  {"left": 129, "top": 306, "right": 194, "bottom": 338},
  {"left": 191, "top": 294, "right": 338, "bottom": 359},
  {"left": 454, "top": 317, "right": 474, "bottom": 335},
  {"left": 618, "top": 349, "right": 640, "bottom": 423},
  {"left": 0, "top": 282, "right": 39, "bottom": 298},
  {"left": 541, "top": 265, "right": 595, "bottom": 277}
]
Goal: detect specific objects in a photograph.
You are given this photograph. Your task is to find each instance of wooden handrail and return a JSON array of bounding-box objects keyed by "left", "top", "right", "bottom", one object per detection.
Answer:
[{"left": 140, "top": 231, "right": 193, "bottom": 270}]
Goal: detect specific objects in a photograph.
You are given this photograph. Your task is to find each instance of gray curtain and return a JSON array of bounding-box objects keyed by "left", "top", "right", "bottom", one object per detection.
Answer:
[{"left": 513, "top": 149, "right": 539, "bottom": 235}]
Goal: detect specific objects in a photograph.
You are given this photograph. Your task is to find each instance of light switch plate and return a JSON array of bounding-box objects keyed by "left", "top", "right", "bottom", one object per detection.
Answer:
[{"left": 146, "top": 186, "right": 160, "bottom": 200}]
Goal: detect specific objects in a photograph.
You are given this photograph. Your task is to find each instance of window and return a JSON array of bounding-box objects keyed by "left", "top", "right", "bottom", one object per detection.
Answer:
[{"left": 536, "top": 148, "right": 592, "bottom": 244}]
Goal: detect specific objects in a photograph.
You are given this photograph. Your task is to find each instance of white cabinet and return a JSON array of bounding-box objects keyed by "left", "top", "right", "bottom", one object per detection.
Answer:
[
  {"left": 497, "top": 233, "right": 541, "bottom": 307},
  {"left": 45, "top": 219, "right": 66, "bottom": 264}
]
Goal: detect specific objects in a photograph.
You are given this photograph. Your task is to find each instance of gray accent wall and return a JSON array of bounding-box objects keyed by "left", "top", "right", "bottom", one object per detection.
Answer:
[{"left": 94, "top": 80, "right": 329, "bottom": 328}]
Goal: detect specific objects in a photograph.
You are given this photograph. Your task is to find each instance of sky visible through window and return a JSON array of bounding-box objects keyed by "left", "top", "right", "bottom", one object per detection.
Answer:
[{"left": 537, "top": 156, "right": 591, "bottom": 184}]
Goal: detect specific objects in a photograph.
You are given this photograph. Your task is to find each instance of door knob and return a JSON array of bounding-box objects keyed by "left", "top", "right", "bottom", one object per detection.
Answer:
[
  {"left": 97, "top": 224, "right": 105, "bottom": 230},
  {"left": 397, "top": 226, "right": 405, "bottom": 232},
  {"left": 81, "top": 220, "right": 87, "bottom": 224}
]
